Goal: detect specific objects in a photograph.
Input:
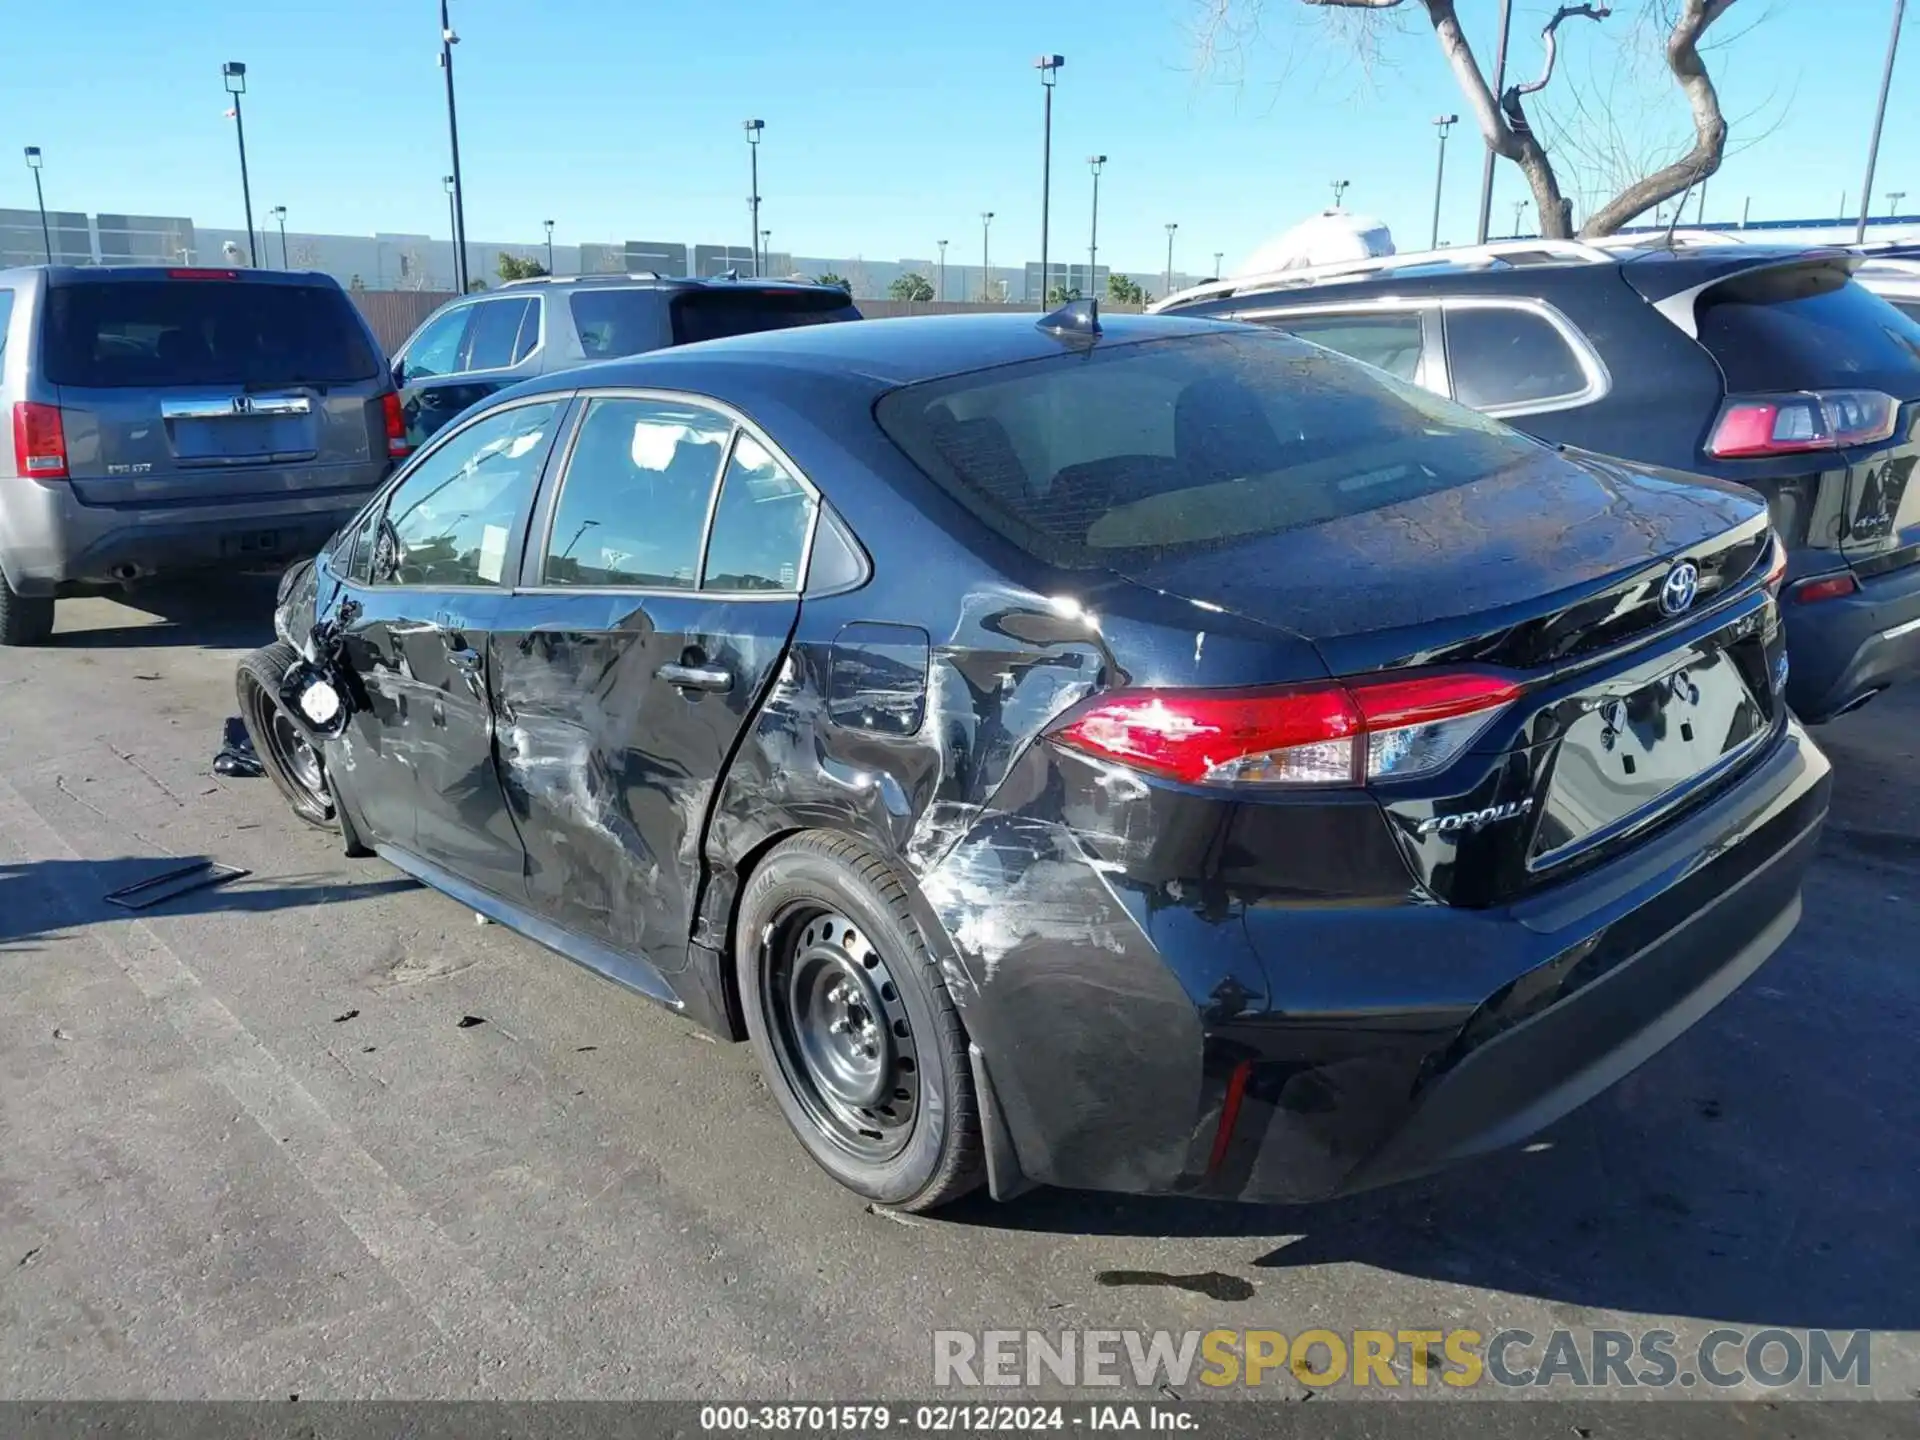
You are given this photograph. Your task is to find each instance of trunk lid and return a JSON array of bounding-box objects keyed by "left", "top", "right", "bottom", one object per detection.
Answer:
[{"left": 41, "top": 271, "right": 385, "bottom": 507}]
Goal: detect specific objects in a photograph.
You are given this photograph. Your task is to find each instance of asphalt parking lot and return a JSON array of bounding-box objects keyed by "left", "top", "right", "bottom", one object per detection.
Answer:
[{"left": 2, "top": 577, "right": 1918, "bottom": 1416}]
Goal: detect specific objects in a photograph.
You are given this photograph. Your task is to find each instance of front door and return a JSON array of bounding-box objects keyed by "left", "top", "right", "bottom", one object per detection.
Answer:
[
  {"left": 331, "top": 394, "right": 567, "bottom": 899},
  {"left": 490, "top": 394, "right": 815, "bottom": 978}
]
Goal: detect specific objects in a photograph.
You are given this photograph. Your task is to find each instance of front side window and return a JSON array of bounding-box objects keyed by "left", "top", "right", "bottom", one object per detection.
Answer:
[
  {"left": 1443, "top": 306, "right": 1591, "bottom": 410},
  {"left": 541, "top": 397, "right": 731, "bottom": 588},
  {"left": 462, "top": 297, "right": 535, "bottom": 372},
  {"left": 876, "top": 330, "right": 1536, "bottom": 571},
  {"left": 702, "top": 432, "right": 815, "bottom": 591},
  {"left": 399, "top": 305, "right": 473, "bottom": 381},
  {"left": 1260, "top": 310, "right": 1425, "bottom": 383},
  {"left": 376, "top": 401, "right": 562, "bottom": 587}
]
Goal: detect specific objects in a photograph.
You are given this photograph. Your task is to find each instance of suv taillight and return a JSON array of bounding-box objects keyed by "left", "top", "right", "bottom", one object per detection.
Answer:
[
  {"left": 1047, "top": 671, "right": 1521, "bottom": 788},
  {"left": 381, "top": 392, "right": 412, "bottom": 459},
  {"left": 12, "top": 402, "right": 68, "bottom": 479},
  {"left": 1706, "top": 389, "right": 1899, "bottom": 459}
]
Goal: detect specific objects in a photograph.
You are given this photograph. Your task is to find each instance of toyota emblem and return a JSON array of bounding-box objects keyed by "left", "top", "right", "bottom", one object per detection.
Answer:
[{"left": 1659, "top": 561, "right": 1699, "bottom": 617}]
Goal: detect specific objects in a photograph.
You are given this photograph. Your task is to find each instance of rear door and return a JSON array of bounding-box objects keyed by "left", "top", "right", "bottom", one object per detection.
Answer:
[
  {"left": 491, "top": 392, "right": 814, "bottom": 976},
  {"left": 394, "top": 295, "right": 542, "bottom": 446},
  {"left": 41, "top": 270, "right": 387, "bottom": 509}
]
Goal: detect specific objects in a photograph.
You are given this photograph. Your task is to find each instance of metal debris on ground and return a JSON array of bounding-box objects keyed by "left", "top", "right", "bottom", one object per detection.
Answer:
[
  {"left": 212, "top": 717, "right": 266, "bottom": 778},
  {"left": 456, "top": 1015, "right": 487, "bottom": 1029},
  {"left": 103, "top": 860, "right": 249, "bottom": 911}
]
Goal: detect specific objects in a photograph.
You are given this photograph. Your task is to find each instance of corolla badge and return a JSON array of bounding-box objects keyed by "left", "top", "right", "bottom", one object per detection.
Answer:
[
  {"left": 1416, "top": 797, "right": 1534, "bottom": 838},
  {"left": 1660, "top": 560, "right": 1700, "bottom": 616}
]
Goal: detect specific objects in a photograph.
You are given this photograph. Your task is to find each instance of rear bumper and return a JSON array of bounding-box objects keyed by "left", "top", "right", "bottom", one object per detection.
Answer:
[
  {"left": 0, "top": 473, "right": 382, "bottom": 594},
  {"left": 1782, "top": 558, "right": 1920, "bottom": 720},
  {"left": 936, "top": 723, "right": 1829, "bottom": 1205}
]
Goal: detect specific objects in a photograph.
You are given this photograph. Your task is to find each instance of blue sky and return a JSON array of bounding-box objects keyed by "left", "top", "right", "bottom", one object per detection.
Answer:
[{"left": 0, "top": 0, "right": 1910, "bottom": 275}]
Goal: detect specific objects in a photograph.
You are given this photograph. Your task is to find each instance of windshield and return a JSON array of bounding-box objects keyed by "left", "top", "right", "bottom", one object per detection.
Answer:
[
  {"left": 42, "top": 279, "right": 380, "bottom": 389},
  {"left": 874, "top": 329, "right": 1542, "bottom": 570}
]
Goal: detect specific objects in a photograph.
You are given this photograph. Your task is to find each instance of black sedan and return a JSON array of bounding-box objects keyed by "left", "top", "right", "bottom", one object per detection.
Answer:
[{"left": 245, "top": 307, "right": 1830, "bottom": 1212}]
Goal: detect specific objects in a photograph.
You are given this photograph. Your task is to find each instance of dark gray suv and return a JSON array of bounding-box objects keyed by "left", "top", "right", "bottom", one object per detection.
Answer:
[
  {"left": 0, "top": 265, "right": 400, "bottom": 645},
  {"left": 389, "top": 274, "right": 862, "bottom": 447}
]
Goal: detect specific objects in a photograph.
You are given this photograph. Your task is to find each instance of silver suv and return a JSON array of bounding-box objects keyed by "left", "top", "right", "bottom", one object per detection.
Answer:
[{"left": 0, "top": 265, "right": 401, "bottom": 645}]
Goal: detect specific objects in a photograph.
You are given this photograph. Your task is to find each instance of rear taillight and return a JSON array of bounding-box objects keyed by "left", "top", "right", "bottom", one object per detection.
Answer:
[
  {"left": 11, "top": 401, "right": 68, "bottom": 480},
  {"left": 381, "top": 391, "right": 411, "bottom": 459},
  {"left": 1047, "top": 670, "right": 1521, "bottom": 788},
  {"left": 1791, "top": 571, "right": 1860, "bottom": 604},
  {"left": 166, "top": 268, "right": 240, "bottom": 280},
  {"left": 1706, "top": 389, "right": 1899, "bottom": 459}
]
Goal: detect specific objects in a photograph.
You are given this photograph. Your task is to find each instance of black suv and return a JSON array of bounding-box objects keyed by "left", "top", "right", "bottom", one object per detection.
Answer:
[
  {"left": 388, "top": 274, "right": 861, "bottom": 446},
  {"left": 1158, "top": 241, "right": 1920, "bottom": 722}
]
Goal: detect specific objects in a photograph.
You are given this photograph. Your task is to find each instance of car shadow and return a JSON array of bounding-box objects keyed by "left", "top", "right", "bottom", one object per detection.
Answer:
[
  {"left": 0, "top": 855, "right": 419, "bottom": 950},
  {"left": 49, "top": 572, "right": 283, "bottom": 651}
]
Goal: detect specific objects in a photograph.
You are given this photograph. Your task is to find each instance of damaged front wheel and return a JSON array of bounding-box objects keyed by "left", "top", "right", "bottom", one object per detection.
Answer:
[
  {"left": 236, "top": 640, "right": 338, "bottom": 830},
  {"left": 736, "top": 833, "right": 984, "bottom": 1212}
]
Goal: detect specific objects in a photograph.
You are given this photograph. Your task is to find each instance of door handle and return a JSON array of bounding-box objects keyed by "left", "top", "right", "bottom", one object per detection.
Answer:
[
  {"left": 446, "top": 647, "right": 483, "bottom": 676},
  {"left": 657, "top": 662, "right": 732, "bottom": 693}
]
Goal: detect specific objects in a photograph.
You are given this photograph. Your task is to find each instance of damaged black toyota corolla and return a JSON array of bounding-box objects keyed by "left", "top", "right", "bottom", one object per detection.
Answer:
[{"left": 246, "top": 307, "right": 1830, "bottom": 1212}]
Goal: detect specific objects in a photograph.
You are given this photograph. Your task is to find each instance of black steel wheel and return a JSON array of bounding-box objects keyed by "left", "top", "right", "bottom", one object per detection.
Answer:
[
  {"left": 235, "top": 641, "right": 338, "bottom": 830},
  {"left": 736, "top": 832, "right": 984, "bottom": 1210}
]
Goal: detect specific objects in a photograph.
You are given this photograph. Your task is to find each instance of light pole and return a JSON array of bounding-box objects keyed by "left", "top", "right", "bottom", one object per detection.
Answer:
[
  {"left": 1430, "top": 114, "right": 1458, "bottom": 249},
  {"left": 981, "top": 211, "right": 994, "bottom": 301},
  {"left": 272, "top": 205, "right": 288, "bottom": 269},
  {"left": 1035, "top": 54, "right": 1064, "bottom": 308},
  {"left": 439, "top": 0, "right": 470, "bottom": 294},
  {"left": 1857, "top": 0, "right": 1907, "bottom": 243},
  {"left": 1330, "top": 179, "right": 1350, "bottom": 210},
  {"left": 1164, "top": 222, "right": 1178, "bottom": 297},
  {"left": 1087, "top": 155, "right": 1105, "bottom": 299},
  {"left": 1892, "top": 191, "right": 1910, "bottom": 216},
  {"left": 544, "top": 219, "right": 555, "bottom": 274},
  {"left": 1476, "top": 0, "right": 1515, "bottom": 243},
  {"left": 23, "top": 148, "right": 49, "bottom": 263},
  {"left": 443, "top": 176, "right": 458, "bottom": 286},
  {"left": 222, "top": 63, "right": 257, "bottom": 266},
  {"left": 744, "top": 120, "right": 765, "bottom": 276},
  {"left": 1212, "top": 251, "right": 1224, "bottom": 280},
  {"left": 1512, "top": 199, "right": 1529, "bottom": 238},
  {"left": 937, "top": 239, "right": 948, "bottom": 301},
  {"left": 761, "top": 229, "right": 772, "bottom": 275}
]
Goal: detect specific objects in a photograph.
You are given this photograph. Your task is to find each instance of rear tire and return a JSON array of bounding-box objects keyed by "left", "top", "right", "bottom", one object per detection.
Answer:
[
  {"left": 0, "top": 572, "right": 55, "bottom": 647},
  {"left": 735, "top": 832, "right": 985, "bottom": 1212},
  {"left": 236, "top": 641, "right": 338, "bottom": 830}
]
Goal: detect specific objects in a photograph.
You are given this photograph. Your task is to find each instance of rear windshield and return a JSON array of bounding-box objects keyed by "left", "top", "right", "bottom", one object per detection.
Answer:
[
  {"left": 42, "top": 279, "right": 380, "bottom": 389},
  {"left": 1695, "top": 263, "right": 1920, "bottom": 397},
  {"left": 669, "top": 288, "right": 858, "bottom": 346},
  {"left": 875, "top": 330, "right": 1542, "bottom": 570}
]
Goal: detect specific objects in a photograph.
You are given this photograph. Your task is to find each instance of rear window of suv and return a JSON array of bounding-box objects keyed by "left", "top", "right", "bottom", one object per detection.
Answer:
[
  {"left": 41, "top": 278, "right": 380, "bottom": 389},
  {"left": 669, "top": 288, "right": 858, "bottom": 346},
  {"left": 876, "top": 330, "right": 1542, "bottom": 571},
  {"left": 1695, "top": 263, "right": 1920, "bottom": 395}
]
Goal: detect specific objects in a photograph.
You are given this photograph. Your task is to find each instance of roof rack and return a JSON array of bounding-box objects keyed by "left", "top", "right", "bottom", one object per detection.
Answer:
[
  {"left": 499, "top": 270, "right": 663, "bottom": 288},
  {"left": 1151, "top": 237, "right": 1615, "bottom": 311}
]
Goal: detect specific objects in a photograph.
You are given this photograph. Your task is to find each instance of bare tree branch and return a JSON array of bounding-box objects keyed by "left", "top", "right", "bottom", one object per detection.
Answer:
[{"left": 1578, "top": 0, "right": 1737, "bottom": 235}]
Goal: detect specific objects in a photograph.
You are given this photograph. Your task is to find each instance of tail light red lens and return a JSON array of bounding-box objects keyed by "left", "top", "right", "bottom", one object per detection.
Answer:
[
  {"left": 1048, "top": 671, "right": 1521, "bottom": 788},
  {"left": 1791, "top": 571, "right": 1860, "bottom": 604},
  {"left": 166, "top": 268, "right": 240, "bottom": 280},
  {"left": 1706, "top": 389, "right": 1899, "bottom": 459},
  {"left": 12, "top": 401, "right": 69, "bottom": 479},
  {"left": 380, "top": 391, "right": 412, "bottom": 459}
]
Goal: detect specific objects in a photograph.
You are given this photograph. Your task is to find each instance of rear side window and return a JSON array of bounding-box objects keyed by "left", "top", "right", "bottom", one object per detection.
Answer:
[
  {"left": 1443, "top": 306, "right": 1591, "bottom": 410},
  {"left": 41, "top": 279, "right": 379, "bottom": 389},
  {"left": 541, "top": 397, "right": 731, "bottom": 588},
  {"left": 875, "top": 330, "right": 1539, "bottom": 571},
  {"left": 670, "top": 289, "right": 858, "bottom": 346},
  {"left": 462, "top": 297, "right": 535, "bottom": 372},
  {"left": 1260, "top": 310, "right": 1424, "bottom": 382},
  {"left": 0, "top": 289, "right": 14, "bottom": 363},
  {"left": 702, "top": 433, "right": 816, "bottom": 591},
  {"left": 1697, "top": 265, "right": 1920, "bottom": 394},
  {"left": 568, "top": 289, "right": 661, "bottom": 359}
]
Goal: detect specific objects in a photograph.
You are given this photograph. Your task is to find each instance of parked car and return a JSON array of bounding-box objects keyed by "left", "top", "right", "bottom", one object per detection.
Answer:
[
  {"left": 387, "top": 274, "right": 861, "bottom": 447},
  {"left": 1156, "top": 240, "right": 1920, "bottom": 723},
  {"left": 244, "top": 310, "right": 1827, "bottom": 1212},
  {"left": 1856, "top": 254, "right": 1920, "bottom": 325},
  {"left": 0, "top": 265, "right": 401, "bottom": 646}
]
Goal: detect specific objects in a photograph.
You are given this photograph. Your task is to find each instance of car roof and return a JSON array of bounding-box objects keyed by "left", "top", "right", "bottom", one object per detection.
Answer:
[
  {"left": 503, "top": 310, "right": 1241, "bottom": 396},
  {"left": 494, "top": 273, "right": 849, "bottom": 297},
  {"left": 0, "top": 264, "right": 348, "bottom": 288}
]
